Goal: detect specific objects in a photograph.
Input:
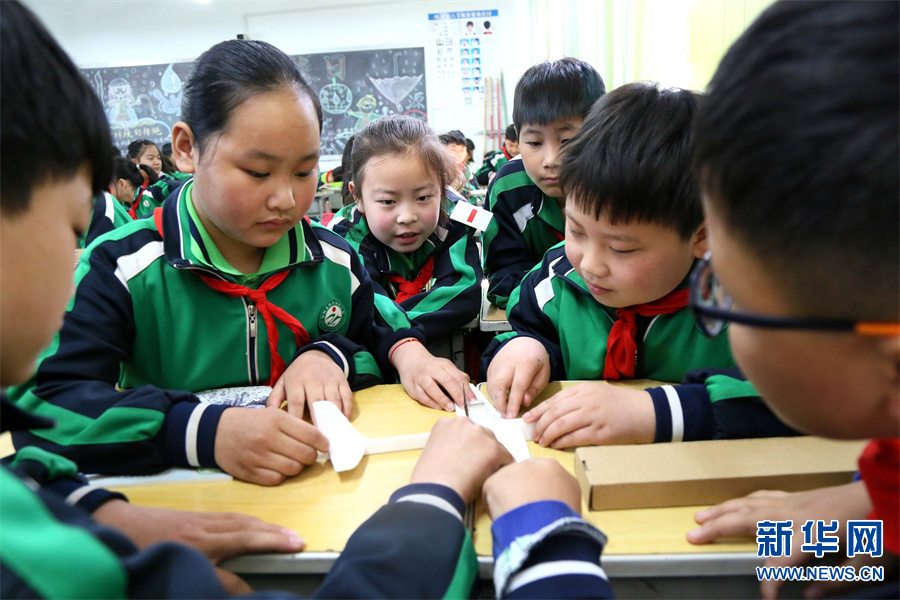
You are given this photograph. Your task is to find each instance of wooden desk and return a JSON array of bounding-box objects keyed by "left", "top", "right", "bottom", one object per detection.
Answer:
[
  {"left": 479, "top": 279, "right": 511, "bottom": 332},
  {"left": 107, "top": 381, "right": 758, "bottom": 589}
]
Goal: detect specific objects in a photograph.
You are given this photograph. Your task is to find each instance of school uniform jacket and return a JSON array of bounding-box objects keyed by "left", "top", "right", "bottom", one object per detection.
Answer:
[
  {"left": 482, "top": 244, "right": 799, "bottom": 443},
  {"left": 475, "top": 147, "right": 512, "bottom": 186},
  {"left": 8, "top": 179, "right": 422, "bottom": 475},
  {"left": 132, "top": 171, "right": 192, "bottom": 219},
  {"left": 482, "top": 158, "right": 565, "bottom": 308},
  {"left": 1, "top": 398, "right": 614, "bottom": 599},
  {"left": 79, "top": 192, "right": 133, "bottom": 249},
  {"left": 329, "top": 198, "right": 482, "bottom": 345}
]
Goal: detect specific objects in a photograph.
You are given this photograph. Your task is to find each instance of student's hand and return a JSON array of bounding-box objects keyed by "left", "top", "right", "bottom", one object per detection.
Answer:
[
  {"left": 92, "top": 500, "right": 305, "bottom": 562},
  {"left": 214, "top": 407, "right": 329, "bottom": 486},
  {"left": 390, "top": 339, "right": 473, "bottom": 411},
  {"left": 267, "top": 350, "right": 353, "bottom": 420},
  {"left": 486, "top": 337, "right": 551, "bottom": 418},
  {"left": 410, "top": 417, "right": 514, "bottom": 503},
  {"left": 686, "top": 482, "right": 873, "bottom": 600},
  {"left": 522, "top": 382, "right": 656, "bottom": 448},
  {"left": 215, "top": 567, "right": 254, "bottom": 596},
  {"left": 483, "top": 458, "right": 582, "bottom": 518}
]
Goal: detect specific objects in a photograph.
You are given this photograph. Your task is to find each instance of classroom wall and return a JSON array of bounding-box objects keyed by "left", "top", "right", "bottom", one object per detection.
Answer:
[{"left": 22, "top": 0, "right": 774, "bottom": 169}]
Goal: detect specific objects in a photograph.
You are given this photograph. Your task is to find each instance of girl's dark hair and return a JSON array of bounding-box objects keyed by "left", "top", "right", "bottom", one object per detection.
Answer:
[
  {"left": 137, "top": 164, "right": 159, "bottom": 186},
  {"left": 0, "top": 0, "right": 113, "bottom": 215},
  {"left": 351, "top": 115, "right": 458, "bottom": 210},
  {"left": 159, "top": 154, "right": 176, "bottom": 174},
  {"left": 127, "top": 139, "right": 157, "bottom": 160},
  {"left": 340, "top": 135, "right": 356, "bottom": 207},
  {"left": 182, "top": 39, "right": 323, "bottom": 156},
  {"left": 112, "top": 157, "right": 144, "bottom": 188}
]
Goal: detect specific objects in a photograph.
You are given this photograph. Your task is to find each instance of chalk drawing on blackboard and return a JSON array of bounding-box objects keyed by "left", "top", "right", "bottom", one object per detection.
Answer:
[
  {"left": 150, "top": 64, "right": 183, "bottom": 115},
  {"left": 320, "top": 54, "right": 353, "bottom": 115},
  {"left": 107, "top": 78, "right": 154, "bottom": 125},
  {"left": 368, "top": 52, "right": 422, "bottom": 111},
  {"left": 346, "top": 94, "right": 378, "bottom": 131}
]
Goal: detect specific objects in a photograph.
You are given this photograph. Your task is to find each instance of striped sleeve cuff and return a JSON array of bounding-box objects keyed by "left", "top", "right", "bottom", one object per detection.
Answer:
[
  {"left": 296, "top": 340, "right": 350, "bottom": 378},
  {"left": 648, "top": 384, "right": 715, "bottom": 443},
  {"left": 64, "top": 484, "right": 128, "bottom": 513},
  {"left": 389, "top": 483, "right": 466, "bottom": 523},
  {"left": 491, "top": 501, "right": 610, "bottom": 599},
  {"left": 158, "top": 402, "right": 230, "bottom": 468}
]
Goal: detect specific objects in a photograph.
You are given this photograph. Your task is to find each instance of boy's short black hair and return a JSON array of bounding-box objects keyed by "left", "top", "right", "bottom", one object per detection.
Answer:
[
  {"left": 505, "top": 124, "right": 517, "bottom": 143},
  {"left": 694, "top": 0, "right": 899, "bottom": 320},
  {"left": 0, "top": 1, "right": 113, "bottom": 215},
  {"left": 560, "top": 82, "right": 703, "bottom": 239},
  {"left": 439, "top": 130, "right": 467, "bottom": 147},
  {"left": 513, "top": 57, "right": 605, "bottom": 133}
]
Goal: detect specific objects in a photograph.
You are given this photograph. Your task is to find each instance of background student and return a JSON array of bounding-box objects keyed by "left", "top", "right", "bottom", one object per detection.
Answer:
[
  {"left": 476, "top": 123, "right": 519, "bottom": 186},
  {"left": 482, "top": 57, "right": 605, "bottom": 308},
  {"left": 329, "top": 116, "right": 482, "bottom": 348}
]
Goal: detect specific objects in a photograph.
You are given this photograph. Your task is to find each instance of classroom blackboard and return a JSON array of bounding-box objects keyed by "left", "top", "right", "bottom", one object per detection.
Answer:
[{"left": 81, "top": 46, "right": 427, "bottom": 158}]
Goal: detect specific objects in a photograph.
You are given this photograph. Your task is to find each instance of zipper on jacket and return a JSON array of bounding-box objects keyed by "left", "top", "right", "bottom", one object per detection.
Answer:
[{"left": 245, "top": 299, "right": 259, "bottom": 385}]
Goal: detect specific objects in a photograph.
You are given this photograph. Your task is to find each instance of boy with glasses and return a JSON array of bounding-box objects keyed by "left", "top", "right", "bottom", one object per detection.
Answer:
[{"left": 684, "top": 2, "right": 899, "bottom": 597}]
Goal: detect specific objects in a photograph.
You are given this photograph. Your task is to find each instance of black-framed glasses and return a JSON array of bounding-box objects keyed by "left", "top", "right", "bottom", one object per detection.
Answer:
[{"left": 689, "top": 252, "right": 900, "bottom": 338}]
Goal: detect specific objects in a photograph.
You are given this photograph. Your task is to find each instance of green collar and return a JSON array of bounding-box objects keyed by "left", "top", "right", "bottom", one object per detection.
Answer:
[{"left": 175, "top": 181, "right": 308, "bottom": 285}]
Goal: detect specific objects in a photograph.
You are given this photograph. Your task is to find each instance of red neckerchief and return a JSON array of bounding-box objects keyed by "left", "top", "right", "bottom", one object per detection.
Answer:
[
  {"left": 387, "top": 255, "right": 434, "bottom": 303},
  {"left": 601, "top": 288, "right": 690, "bottom": 380},
  {"left": 502, "top": 146, "right": 512, "bottom": 160},
  {"left": 152, "top": 208, "right": 310, "bottom": 385},
  {"left": 859, "top": 438, "right": 900, "bottom": 555},
  {"left": 552, "top": 229, "right": 564, "bottom": 242}
]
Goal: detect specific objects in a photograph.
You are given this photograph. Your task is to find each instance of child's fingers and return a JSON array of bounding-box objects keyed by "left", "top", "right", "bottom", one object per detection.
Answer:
[
  {"left": 338, "top": 381, "right": 353, "bottom": 418},
  {"left": 535, "top": 404, "right": 583, "bottom": 447},
  {"left": 506, "top": 365, "right": 539, "bottom": 418},
  {"left": 685, "top": 509, "right": 758, "bottom": 544},
  {"left": 287, "top": 385, "right": 308, "bottom": 421},
  {"left": 522, "top": 393, "right": 555, "bottom": 423},
  {"left": 280, "top": 415, "right": 330, "bottom": 454},
  {"left": 266, "top": 379, "right": 286, "bottom": 409},
  {"left": 434, "top": 367, "right": 467, "bottom": 407},
  {"left": 411, "top": 384, "right": 444, "bottom": 411},
  {"left": 261, "top": 452, "right": 304, "bottom": 479},
  {"left": 243, "top": 466, "right": 289, "bottom": 487},
  {"left": 323, "top": 382, "right": 344, "bottom": 414},
  {"left": 420, "top": 376, "right": 455, "bottom": 411},
  {"left": 206, "top": 527, "right": 305, "bottom": 563}
]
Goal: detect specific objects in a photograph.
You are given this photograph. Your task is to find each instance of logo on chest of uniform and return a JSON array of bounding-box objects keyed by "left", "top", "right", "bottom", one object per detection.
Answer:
[{"left": 319, "top": 299, "right": 346, "bottom": 332}]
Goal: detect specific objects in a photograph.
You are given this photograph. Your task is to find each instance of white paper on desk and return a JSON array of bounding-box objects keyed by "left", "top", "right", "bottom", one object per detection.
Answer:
[
  {"left": 457, "top": 384, "right": 534, "bottom": 462},
  {"left": 87, "top": 468, "right": 232, "bottom": 487},
  {"left": 449, "top": 201, "right": 493, "bottom": 232}
]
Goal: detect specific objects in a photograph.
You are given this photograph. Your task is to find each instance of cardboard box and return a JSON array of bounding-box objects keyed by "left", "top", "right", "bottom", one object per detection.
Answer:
[{"left": 575, "top": 436, "right": 867, "bottom": 511}]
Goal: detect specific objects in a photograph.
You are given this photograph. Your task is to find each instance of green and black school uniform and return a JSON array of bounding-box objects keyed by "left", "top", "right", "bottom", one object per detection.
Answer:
[
  {"left": 475, "top": 146, "right": 513, "bottom": 186},
  {"left": 482, "top": 244, "right": 798, "bottom": 442},
  {"left": 79, "top": 191, "right": 133, "bottom": 249},
  {"left": 131, "top": 171, "right": 192, "bottom": 219},
  {"left": 482, "top": 157, "right": 565, "bottom": 308},
  {"left": 328, "top": 193, "right": 481, "bottom": 345},
  {"left": 9, "top": 179, "right": 421, "bottom": 475}
]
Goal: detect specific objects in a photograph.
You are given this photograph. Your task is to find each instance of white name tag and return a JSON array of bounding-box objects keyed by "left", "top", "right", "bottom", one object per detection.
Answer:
[{"left": 449, "top": 201, "right": 493, "bottom": 231}]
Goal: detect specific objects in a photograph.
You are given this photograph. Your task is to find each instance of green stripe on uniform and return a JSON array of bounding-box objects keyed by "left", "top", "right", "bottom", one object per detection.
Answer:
[
  {"left": 442, "top": 530, "right": 478, "bottom": 600},
  {"left": 0, "top": 468, "right": 128, "bottom": 599}
]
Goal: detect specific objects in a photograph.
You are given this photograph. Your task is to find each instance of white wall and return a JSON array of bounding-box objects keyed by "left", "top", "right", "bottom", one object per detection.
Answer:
[{"left": 22, "top": 0, "right": 535, "bottom": 166}]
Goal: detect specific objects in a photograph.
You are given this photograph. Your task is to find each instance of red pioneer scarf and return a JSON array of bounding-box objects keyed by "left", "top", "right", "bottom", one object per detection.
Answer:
[
  {"left": 858, "top": 438, "right": 900, "bottom": 555},
  {"left": 601, "top": 289, "right": 690, "bottom": 380},
  {"left": 387, "top": 256, "right": 434, "bottom": 303}
]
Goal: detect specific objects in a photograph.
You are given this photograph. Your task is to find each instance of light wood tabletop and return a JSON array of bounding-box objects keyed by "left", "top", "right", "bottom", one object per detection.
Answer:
[{"left": 106, "top": 380, "right": 755, "bottom": 559}]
